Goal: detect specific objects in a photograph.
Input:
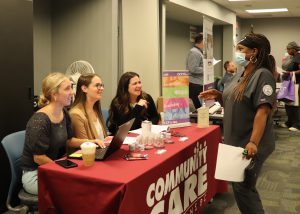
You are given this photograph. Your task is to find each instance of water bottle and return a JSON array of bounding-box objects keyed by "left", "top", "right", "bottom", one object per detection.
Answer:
[{"left": 197, "top": 102, "right": 209, "bottom": 128}]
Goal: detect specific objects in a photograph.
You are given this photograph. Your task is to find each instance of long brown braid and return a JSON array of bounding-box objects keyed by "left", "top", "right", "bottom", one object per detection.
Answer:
[{"left": 233, "top": 33, "right": 276, "bottom": 102}]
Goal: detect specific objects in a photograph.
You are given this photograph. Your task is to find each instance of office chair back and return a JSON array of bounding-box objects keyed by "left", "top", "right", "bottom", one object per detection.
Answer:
[
  {"left": 1, "top": 130, "right": 38, "bottom": 213},
  {"left": 102, "top": 109, "right": 109, "bottom": 130}
]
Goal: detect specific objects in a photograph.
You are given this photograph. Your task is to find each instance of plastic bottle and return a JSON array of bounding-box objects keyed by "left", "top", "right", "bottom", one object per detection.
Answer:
[{"left": 197, "top": 103, "right": 209, "bottom": 128}]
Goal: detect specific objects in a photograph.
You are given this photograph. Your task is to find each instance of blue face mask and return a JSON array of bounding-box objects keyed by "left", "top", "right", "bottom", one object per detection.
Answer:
[{"left": 234, "top": 52, "right": 249, "bottom": 67}]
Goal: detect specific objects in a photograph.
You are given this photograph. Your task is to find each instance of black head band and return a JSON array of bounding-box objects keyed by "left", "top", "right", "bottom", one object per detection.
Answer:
[{"left": 238, "top": 37, "right": 257, "bottom": 49}]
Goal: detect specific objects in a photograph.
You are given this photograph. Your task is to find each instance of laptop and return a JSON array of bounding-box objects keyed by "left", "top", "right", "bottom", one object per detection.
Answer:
[
  {"left": 95, "top": 118, "right": 134, "bottom": 160},
  {"left": 68, "top": 118, "right": 135, "bottom": 161}
]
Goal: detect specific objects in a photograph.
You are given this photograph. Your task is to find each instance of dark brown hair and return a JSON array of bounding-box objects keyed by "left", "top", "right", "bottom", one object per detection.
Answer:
[
  {"left": 194, "top": 33, "right": 203, "bottom": 44},
  {"left": 223, "top": 60, "right": 230, "bottom": 71},
  {"left": 107, "top": 72, "right": 148, "bottom": 126}
]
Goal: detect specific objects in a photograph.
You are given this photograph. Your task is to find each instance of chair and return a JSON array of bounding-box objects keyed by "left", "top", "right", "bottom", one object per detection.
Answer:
[
  {"left": 189, "top": 98, "right": 197, "bottom": 112},
  {"left": 1, "top": 131, "right": 38, "bottom": 214},
  {"left": 156, "top": 96, "right": 163, "bottom": 113},
  {"left": 102, "top": 109, "right": 109, "bottom": 131}
]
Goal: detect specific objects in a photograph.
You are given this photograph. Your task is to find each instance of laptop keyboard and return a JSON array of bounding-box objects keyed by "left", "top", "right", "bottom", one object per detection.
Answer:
[{"left": 95, "top": 147, "right": 108, "bottom": 159}]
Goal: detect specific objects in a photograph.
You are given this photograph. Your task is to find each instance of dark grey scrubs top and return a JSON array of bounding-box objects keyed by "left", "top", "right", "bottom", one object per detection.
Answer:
[{"left": 222, "top": 68, "right": 276, "bottom": 160}]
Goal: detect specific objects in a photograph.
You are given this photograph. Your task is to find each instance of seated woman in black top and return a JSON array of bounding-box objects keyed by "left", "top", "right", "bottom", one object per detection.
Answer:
[
  {"left": 107, "top": 72, "right": 160, "bottom": 135},
  {"left": 22, "top": 72, "right": 105, "bottom": 195}
]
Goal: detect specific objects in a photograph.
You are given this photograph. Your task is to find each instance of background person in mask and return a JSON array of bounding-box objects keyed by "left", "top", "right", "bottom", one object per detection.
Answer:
[
  {"left": 280, "top": 41, "right": 300, "bottom": 131},
  {"left": 200, "top": 33, "right": 276, "bottom": 214}
]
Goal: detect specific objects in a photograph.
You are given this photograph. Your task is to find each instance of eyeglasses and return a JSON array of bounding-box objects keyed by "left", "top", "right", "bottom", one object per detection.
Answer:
[{"left": 95, "top": 83, "right": 104, "bottom": 89}]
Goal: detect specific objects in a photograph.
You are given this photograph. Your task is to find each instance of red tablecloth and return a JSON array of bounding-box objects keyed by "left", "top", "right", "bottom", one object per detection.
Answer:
[{"left": 38, "top": 124, "right": 227, "bottom": 214}]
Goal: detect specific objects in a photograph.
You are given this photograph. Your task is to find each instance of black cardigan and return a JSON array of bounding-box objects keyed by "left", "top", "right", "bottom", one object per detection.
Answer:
[{"left": 107, "top": 93, "right": 160, "bottom": 135}]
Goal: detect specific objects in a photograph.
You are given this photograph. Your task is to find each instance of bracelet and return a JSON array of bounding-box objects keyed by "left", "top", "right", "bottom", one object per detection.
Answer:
[{"left": 249, "top": 141, "right": 258, "bottom": 147}]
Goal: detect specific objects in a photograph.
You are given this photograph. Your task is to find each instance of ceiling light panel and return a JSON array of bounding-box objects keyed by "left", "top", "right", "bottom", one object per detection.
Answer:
[{"left": 246, "top": 8, "right": 288, "bottom": 13}]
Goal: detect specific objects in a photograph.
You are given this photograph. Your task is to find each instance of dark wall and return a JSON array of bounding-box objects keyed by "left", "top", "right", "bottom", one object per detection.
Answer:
[
  {"left": 0, "top": 0, "right": 34, "bottom": 140},
  {"left": 0, "top": 0, "right": 34, "bottom": 212}
]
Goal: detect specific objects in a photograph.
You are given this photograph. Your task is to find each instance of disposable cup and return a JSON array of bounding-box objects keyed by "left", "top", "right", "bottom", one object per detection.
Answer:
[
  {"left": 80, "top": 142, "right": 96, "bottom": 166},
  {"left": 142, "top": 120, "right": 152, "bottom": 135}
]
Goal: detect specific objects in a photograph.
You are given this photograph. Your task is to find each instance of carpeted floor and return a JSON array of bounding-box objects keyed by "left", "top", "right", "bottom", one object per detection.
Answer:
[{"left": 201, "top": 107, "right": 300, "bottom": 214}]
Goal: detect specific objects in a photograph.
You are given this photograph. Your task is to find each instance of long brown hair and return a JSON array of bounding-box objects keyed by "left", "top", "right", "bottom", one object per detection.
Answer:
[
  {"left": 72, "top": 73, "right": 107, "bottom": 138},
  {"left": 234, "top": 33, "right": 276, "bottom": 102},
  {"left": 107, "top": 72, "right": 148, "bottom": 125}
]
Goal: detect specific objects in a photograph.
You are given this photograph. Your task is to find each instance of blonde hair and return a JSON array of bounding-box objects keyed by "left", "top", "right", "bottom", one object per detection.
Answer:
[{"left": 38, "top": 72, "right": 69, "bottom": 108}]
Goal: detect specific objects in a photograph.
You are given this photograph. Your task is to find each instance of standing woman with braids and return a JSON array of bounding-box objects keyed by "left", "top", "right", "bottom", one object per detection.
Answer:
[
  {"left": 107, "top": 72, "right": 160, "bottom": 135},
  {"left": 200, "top": 33, "right": 276, "bottom": 214}
]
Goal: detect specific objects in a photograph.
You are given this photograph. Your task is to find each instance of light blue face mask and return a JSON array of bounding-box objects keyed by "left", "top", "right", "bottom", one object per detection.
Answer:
[{"left": 234, "top": 52, "right": 249, "bottom": 67}]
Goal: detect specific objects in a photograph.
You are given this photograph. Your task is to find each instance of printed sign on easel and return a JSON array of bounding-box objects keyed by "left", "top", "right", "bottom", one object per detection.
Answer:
[
  {"left": 203, "top": 16, "right": 214, "bottom": 90},
  {"left": 162, "top": 70, "right": 190, "bottom": 128}
]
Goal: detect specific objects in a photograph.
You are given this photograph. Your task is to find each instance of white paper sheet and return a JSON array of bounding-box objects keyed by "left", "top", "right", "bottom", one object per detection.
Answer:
[
  {"left": 122, "top": 136, "right": 137, "bottom": 145},
  {"left": 215, "top": 143, "right": 251, "bottom": 182},
  {"left": 213, "top": 58, "right": 221, "bottom": 66},
  {"left": 129, "top": 125, "right": 169, "bottom": 135},
  {"left": 129, "top": 128, "right": 142, "bottom": 134}
]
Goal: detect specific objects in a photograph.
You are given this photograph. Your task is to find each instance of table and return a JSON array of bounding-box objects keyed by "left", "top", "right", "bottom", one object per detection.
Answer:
[{"left": 38, "top": 124, "right": 227, "bottom": 214}]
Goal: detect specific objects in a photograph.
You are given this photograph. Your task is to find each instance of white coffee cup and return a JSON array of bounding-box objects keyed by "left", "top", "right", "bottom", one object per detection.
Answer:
[{"left": 80, "top": 142, "right": 96, "bottom": 167}]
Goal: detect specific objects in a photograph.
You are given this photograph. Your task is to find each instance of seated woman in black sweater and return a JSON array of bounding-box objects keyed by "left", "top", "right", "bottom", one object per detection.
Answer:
[{"left": 107, "top": 72, "right": 160, "bottom": 135}]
